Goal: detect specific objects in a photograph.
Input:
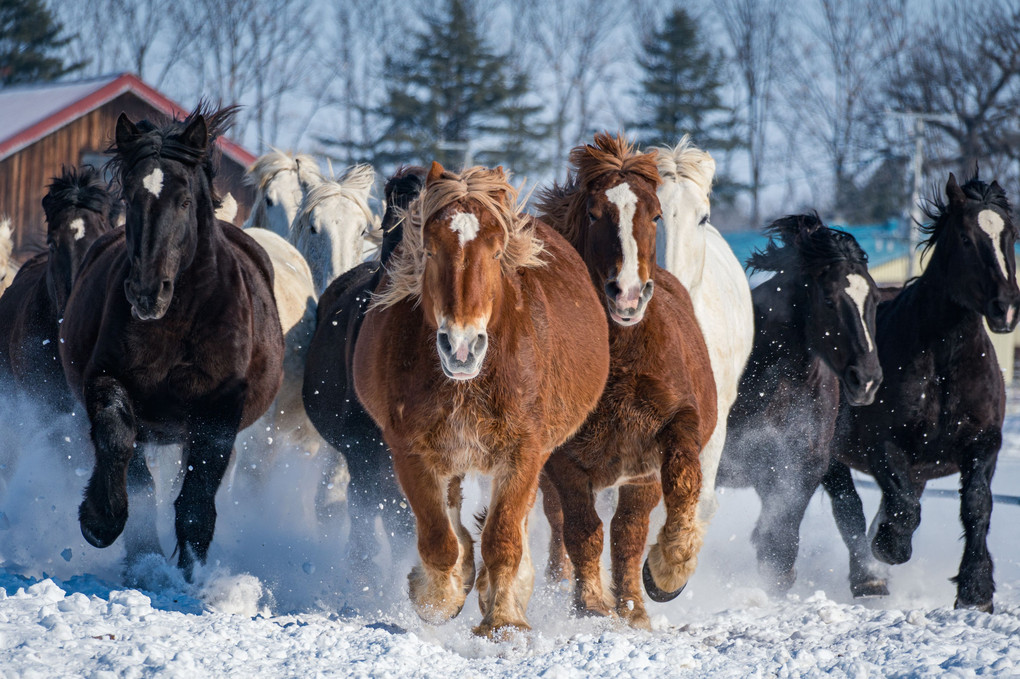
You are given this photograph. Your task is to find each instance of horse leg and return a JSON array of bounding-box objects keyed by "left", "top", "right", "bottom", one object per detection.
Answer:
[
  {"left": 820, "top": 460, "right": 888, "bottom": 597},
  {"left": 697, "top": 417, "right": 726, "bottom": 522},
  {"left": 539, "top": 471, "right": 571, "bottom": 583},
  {"left": 544, "top": 452, "right": 610, "bottom": 618},
  {"left": 393, "top": 453, "right": 470, "bottom": 624},
  {"left": 750, "top": 466, "right": 819, "bottom": 595},
  {"left": 867, "top": 440, "right": 920, "bottom": 565},
  {"left": 122, "top": 445, "right": 163, "bottom": 566},
  {"left": 954, "top": 432, "right": 999, "bottom": 612},
  {"left": 175, "top": 379, "right": 246, "bottom": 580},
  {"left": 645, "top": 415, "right": 704, "bottom": 601},
  {"left": 79, "top": 376, "right": 137, "bottom": 549},
  {"left": 610, "top": 481, "right": 661, "bottom": 629},
  {"left": 473, "top": 455, "right": 541, "bottom": 637}
]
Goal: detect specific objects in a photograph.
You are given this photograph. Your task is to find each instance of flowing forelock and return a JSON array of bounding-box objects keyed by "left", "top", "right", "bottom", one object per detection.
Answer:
[
  {"left": 536, "top": 132, "right": 660, "bottom": 245},
  {"left": 748, "top": 214, "right": 868, "bottom": 275},
  {"left": 373, "top": 165, "right": 545, "bottom": 309},
  {"left": 652, "top": 135, "right": 715, "bottom": 199}
]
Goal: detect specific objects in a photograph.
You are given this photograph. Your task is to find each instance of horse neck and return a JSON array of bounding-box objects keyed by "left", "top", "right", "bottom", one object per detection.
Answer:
[
  {"left": 380, "top": 222, "right": 404, "bottom": 264},
  {"left": 660, "top": 184, "right": 707, "bottom": 291},
  {"left": 901, "top": 246, "right": 981, "bottom": 336},
  {"left": 752, "top": 272, "right": 818, "bottom": 377}
]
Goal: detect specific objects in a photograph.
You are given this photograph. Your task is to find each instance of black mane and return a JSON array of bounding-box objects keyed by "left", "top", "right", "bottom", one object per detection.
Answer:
[
  {"left": 105, "top": 103, "right": 240, "bottom": 198},
  {"left": 747, "top": 213, "right": 868, "bottom": 275},
  {"left": 383, "top": 165, "right": 427, "bottom": 229},
  {"left": 919, "top": 172, "right": 1016, "bottom": 257},
  {"left": 42, "top": 165, "right": 111, "bottom": 221}
]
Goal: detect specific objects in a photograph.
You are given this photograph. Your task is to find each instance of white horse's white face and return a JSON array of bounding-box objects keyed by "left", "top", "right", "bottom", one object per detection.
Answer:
[
  {"left": 293, "top": 188, "right": 373, "bottom": 294},
  {"left": 658, "top": 177, "right": 711, "bottom": 289},
  {"left": 263, "top": 170, "right": 305, "bottom": 238}
]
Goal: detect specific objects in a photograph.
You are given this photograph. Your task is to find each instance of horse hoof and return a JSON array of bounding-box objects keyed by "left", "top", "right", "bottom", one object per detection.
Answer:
[
  {"left": 871, "top": 525, "right": 912, "bottom": 565},
  {"left": 643, "top": 559, "right": 686, "bottom": 603},
  {"left": 955, "top": 598, "right": 993, "bottom": 614},
  {"left": 851, "top": 578, "right": 890, "bottom": 598},
  {"left": 78, "top": 503, "right": 127, "bottom": 549}
]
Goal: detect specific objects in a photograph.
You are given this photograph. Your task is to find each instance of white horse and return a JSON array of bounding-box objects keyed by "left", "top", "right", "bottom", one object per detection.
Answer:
[
  {"left": 655, "top": 136, "right": 755, "bottom": 523},
  {"left": 243, "top": 149, "right": 324, "bottom": 238},
  {"left": 0, "top": 217, "right": 18, "bottom": 298},
  {"left": 291, "top": 164, "right": 378, "bottom": 295}
]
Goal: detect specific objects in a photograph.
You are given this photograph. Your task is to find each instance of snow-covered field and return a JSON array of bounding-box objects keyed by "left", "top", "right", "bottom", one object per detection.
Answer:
[{"left": 3, "top": 392, "right": 1020, "bottom": 677}]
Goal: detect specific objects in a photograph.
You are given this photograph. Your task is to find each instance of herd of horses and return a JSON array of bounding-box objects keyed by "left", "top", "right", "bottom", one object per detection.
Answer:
[{"left": 0, "top": 105, "right": 1017, "bottom": 637}]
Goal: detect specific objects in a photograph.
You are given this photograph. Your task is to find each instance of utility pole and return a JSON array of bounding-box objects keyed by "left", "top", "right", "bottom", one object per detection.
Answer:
[{"left": 885, "top": 111, "right": 956, "bottom": 277}]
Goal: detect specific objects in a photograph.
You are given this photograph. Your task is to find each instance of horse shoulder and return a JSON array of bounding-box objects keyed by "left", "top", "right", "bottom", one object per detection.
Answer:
[{"left": 221, "top": 222, "right": 277, "bottom": 293}]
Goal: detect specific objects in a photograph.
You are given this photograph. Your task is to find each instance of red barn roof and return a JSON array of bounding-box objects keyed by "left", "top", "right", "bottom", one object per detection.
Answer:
[{"left": 0, "top": 73, "right": 256, "bottom": 165}]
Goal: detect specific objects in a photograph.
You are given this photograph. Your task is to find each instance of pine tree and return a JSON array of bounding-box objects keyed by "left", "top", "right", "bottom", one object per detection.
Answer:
[
  {"left": 0, "top": 0, "right": 83, "bottom": 86},
  {"left": 368, "top": 0, "right": 547, "bottom": 172},
  {"left": 632, "top": 8, "right": 740, "bottom": 199}
]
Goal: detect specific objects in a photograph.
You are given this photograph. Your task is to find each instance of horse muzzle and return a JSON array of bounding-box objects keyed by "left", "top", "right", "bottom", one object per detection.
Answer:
[
  {"left": 125, "top": 278, "right": 173, "bottom": 321},
  {"left": 436, "top": 324, "right": 488, "bottom": 381},
  {"left": 985, "top": 297, "right": 1019, "bottom": 333},
  {"left": 843, "top": 363, "right": 883, "bottom": 406},
  {"left": 605, "top": 279, "right": 654, "bottom": 326}
]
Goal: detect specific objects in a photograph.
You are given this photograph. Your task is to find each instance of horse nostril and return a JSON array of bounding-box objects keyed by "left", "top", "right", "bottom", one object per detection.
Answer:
[
  {"left": 473, "top": 332, "right": 488, "bottom": 356},
  {"left": 846, "top": 366, "right": 863, "bottom": 390},
  {"left": 605, "top": 280, "right": 622, "bottom": 300},
  {"left": 160, "top": 280, "right": 172, "bottom": 295},
  {"left": 437, "top": 331, "right": 452, "bottom": 356},
  {"left": 640, "top": 280, "right": 654, "bottom": 301}
]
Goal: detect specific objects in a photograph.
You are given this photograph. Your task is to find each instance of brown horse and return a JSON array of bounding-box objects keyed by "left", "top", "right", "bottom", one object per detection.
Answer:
[
  {"left": 59, "top": 106, "right": 284, "bottom": 577},
  {"left": 536, "top": 132, "right": 717, "bottom": 629},
  {"left": 353, "top": 163, "right": 609, "bottom": 636},
  {"left": 0, "top": 166, "right": 111, "bottom": 407}
]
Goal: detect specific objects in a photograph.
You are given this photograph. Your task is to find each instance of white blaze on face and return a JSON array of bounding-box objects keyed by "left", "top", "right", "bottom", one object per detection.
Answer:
[
  {"left": 845, "top": 273, "right": 874, "bottom": 353},
  {"left": 605, "top": 182, "right": 640, "bottom": 294},
  {"left": 69, "top": 217, "right": 85, "bottom": 241},
  {"left": 978, "top": 210, "right": 1009, "bottom": 279},
  {"left": 449, "top": 212, "right": 480, "bottom": 248},
  {"left": 142, "top": 167, "right": 164, "bottom": 197}
]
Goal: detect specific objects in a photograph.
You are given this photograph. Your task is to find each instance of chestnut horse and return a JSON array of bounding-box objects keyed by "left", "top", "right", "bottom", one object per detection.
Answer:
[
  {"left": 353, "top": 163, "right": 609, "bottom": 636},
  {"left": 0, "top": 166, "right": 111, "bottom": 407},
  {"left": 59, "top": 107, "right": 284, "bottom": 577},
  {"left": 536, "top": 133, "right": 716, "bottom": 629}
]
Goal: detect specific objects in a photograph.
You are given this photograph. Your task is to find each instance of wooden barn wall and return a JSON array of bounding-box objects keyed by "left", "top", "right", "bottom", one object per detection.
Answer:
[{"left": 0, "top": 92, "right": 253, "bottom": 263}]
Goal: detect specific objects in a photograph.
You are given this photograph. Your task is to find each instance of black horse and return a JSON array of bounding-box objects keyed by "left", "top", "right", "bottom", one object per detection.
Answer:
[
  {"left": 303, "top": 166, "right": 425, "bottom": 568},
  {"left": 717, "top": 214, "right": 886, "bottom": 597},
  {"left": 59, "top": 106, "right": 285, "bottom": 577},
  {"left": 834, "top": 173, "right": 1020, "bottom": 612},
  {"left": 0, "top": 166, "right": 112, "bottom": 406}
]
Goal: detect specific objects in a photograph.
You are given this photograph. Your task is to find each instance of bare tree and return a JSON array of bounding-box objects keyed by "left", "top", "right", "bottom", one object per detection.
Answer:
[
  {"left": 887, "top": 0, "right": 1020, "bottom": 183},
  {"left": 783, "top": 0, "right": 910, "bottom": 215},
  {"left": 714, "top": 0, "right": 784, "bottom": 228},
  {"left": 519, "top": 0, "right": 623, "bottom": 171}
]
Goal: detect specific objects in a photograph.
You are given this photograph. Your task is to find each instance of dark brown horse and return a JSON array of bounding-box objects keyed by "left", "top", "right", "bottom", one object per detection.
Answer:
[
  {"left": 0, "top": 166, "right": 112, "bottom": 407},
  {"left": 303, "top": 166, "right": 425, "bottom": 564},
  {"left": 536, "top": 133, "right": 716, "bottom": 630},
  {"left": 59, "top": 106, "right": 284, "bottom": 577},
  {"left": 835, "top": 173, "right": 1020, "bottom": 612},
  {"left": 353, "top": 163, "right": 609, "bottom": 636},
  {"left": 717, "top": 214, "right": 886, "bottom": 598}
]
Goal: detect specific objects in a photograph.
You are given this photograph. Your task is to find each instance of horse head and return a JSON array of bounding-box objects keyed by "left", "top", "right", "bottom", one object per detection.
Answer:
[
  {"left": 293, "top": 163, "right": 375, "bottom": 293},
  {"left": 111, "top": 105, "right": 236, "bottom": 321},
  {"left": 41, "top": 165, "right": 112, "bottom": 314},
  {"left": 654, "top": 136, "right": 716, "bottom": 289},
  {"left": 923, "top": 172, "right": 1020, "bottom": 333},
  {"left": 374, "top": 162, "right": 544, "bottom": 381},
  {"left": 752, "top": 214, "right": 883, "bottom": 406},
  {"left": 244, "top": 149, "right": 322, "bottom": 237},
  {"left": 540, "top": 133, "right": 662, "bottom": 326}
]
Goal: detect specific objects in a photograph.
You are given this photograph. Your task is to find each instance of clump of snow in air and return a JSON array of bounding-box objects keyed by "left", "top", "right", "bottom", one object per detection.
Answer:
[{"left": 3, "top": 387, "right": 1020, "bottom": 676}]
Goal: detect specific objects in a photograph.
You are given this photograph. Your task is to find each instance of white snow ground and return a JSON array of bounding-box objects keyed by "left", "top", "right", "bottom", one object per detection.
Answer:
[{"left": 2, "top": 390, "right": 1020, "bottom": 677}]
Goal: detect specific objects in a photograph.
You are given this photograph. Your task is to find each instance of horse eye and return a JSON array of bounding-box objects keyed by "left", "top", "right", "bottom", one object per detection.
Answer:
[
  {"left": 699, "top": 215, "right": 709, "bottom": 226},
  {"left": 587, "top": 211, "right": 597, "bottom": 223},
  {"left": 961, "top": 234, "right": 972, "bottom": 246},
  {"left": 493, "top": 249, "right": 503, "bottom": 260},
  {"left": 180, "top": 199, "right": 191, "bottom": 210},
  {"left": 266, "top": 196, "right": 275, "bottom": 207},
  {"left": 824, "top": 297, "right": 836, "bottom": 308}
]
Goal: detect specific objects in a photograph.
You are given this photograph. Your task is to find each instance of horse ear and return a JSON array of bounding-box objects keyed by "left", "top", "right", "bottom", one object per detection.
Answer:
[
  {"left": 946, "top": 173, "right": 966, "bottom": 206},
  {"left": 115, "top": 113, "right": 140, "bottom": 150},
  {"left": 181, "top": 114, "right": 208, "bottom": 150},
  {"left": 494, "top": 165, "right": 506, "bottom": 179},
  {"left": 990, "top": 180, "right": 1004, "bottom": 197},
  {"left": 427, "top": 161, "right": 445, "bottom": 185}
]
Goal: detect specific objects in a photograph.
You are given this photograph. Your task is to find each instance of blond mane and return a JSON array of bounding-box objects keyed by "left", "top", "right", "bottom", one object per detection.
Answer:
[
  {"left": 373, "top": 166, "right": 545, "bottom": 309},
  {"left": 294, "top": 163, "right": 377, "bottom": 231},
  {"left": 246, "top": 149, "right": 323, "bottom": 193},
  {"left": 652, "top": 135, "right": 715, "bottom": 198},
  {"left": 536, "top": 132, "right": 661, "bottom": 245}
]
